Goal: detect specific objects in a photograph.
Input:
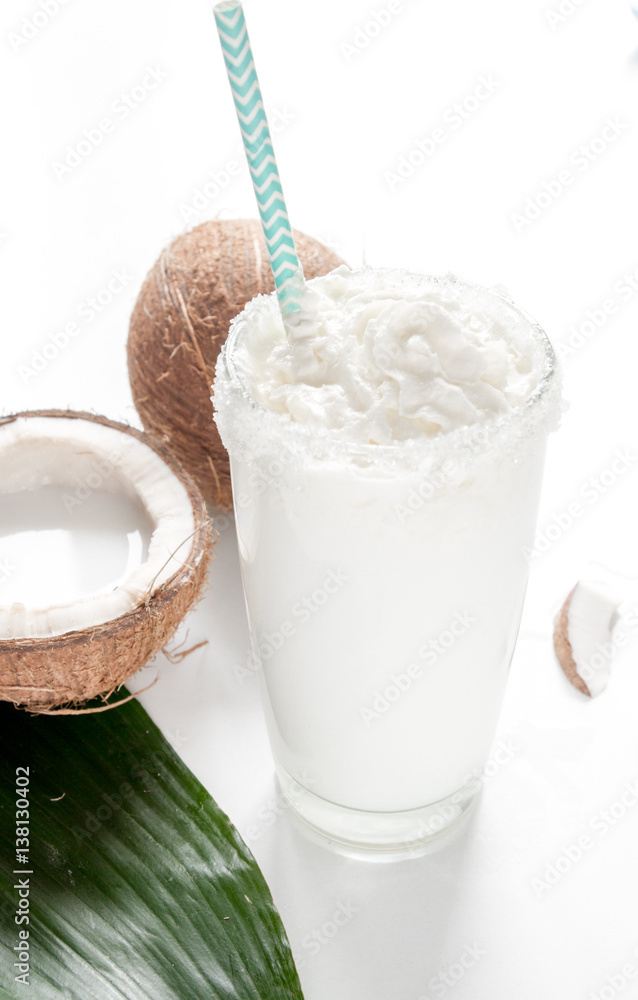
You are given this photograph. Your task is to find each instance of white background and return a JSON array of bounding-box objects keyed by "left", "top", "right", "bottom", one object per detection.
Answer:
[{"left": 2, "top": 0, "right": 638, "bottom": 998}]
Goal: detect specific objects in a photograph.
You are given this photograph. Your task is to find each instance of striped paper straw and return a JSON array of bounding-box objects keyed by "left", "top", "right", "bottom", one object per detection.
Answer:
[{"left": 214, "top": 1, "right": 305, "bottom": 331}]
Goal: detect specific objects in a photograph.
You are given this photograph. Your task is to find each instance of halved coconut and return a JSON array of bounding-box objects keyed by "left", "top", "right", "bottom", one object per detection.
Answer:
[{"left": 0, "top": 410, "right": 213, "bottom": 710}]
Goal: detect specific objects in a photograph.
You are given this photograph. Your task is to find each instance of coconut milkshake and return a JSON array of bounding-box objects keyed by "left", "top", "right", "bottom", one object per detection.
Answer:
[{"left": 214, "top": 266, "right": 561, "bottom": 854}]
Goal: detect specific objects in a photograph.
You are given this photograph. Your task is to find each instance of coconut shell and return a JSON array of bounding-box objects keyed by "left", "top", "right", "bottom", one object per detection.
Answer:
[
  {"left": 0, "top": 410, "right": 213, "bottom": 711},
  {"left": 553, "top": 586, "right": 591, "bottom": 696},
  {"left": 127, "top": 219, "right": 346, "bottom": 508}
]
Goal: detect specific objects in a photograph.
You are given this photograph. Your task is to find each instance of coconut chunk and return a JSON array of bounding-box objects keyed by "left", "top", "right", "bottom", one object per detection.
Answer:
[{"left": 554, "top": 574, "right": 621, "bottom": 697}]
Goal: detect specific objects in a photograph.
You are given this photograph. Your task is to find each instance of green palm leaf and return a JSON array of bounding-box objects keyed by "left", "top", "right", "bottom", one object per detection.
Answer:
[{"left": 0, "top": 694, "right": 303, "bottom": 1000}]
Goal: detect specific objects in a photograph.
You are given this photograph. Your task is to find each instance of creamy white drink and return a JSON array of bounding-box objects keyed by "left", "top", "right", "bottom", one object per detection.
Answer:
[{"left": 214, "top": 267, "right": 561, "bottom": 854}]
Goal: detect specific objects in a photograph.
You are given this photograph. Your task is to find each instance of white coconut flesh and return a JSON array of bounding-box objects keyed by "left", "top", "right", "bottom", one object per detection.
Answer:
[
  {"left": 0, "top": 483, "right": 153, "bottom": 610},
  {"left": 0, "top": 416, "right": 196, "bottom": 640},
  {"left": 567, "top": 578, "right": 621, "bottom": 697}
]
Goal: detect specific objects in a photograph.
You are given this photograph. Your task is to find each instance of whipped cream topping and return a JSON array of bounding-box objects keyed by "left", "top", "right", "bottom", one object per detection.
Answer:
[{"left": 231, "top": 266, "right": 541, "bottom": 445}]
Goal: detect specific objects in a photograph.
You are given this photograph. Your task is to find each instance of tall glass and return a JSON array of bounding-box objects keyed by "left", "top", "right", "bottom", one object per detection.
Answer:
[{"left": 213, "top": 270, "right": 561, "bottom": 858}]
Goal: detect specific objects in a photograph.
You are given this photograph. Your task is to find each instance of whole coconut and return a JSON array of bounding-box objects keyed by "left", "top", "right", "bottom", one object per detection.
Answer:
[{"left": 127, "top": 219, "right": 346, "bottom": 508}]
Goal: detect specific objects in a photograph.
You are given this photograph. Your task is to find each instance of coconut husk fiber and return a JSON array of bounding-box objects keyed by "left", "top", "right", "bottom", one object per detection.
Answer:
[{"left": 127, "top": 219, "right": 346, "bottom": 508}]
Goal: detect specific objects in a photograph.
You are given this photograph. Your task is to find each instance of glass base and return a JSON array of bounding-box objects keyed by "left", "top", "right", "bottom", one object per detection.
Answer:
[{"left": 276, "top": 765, "right": 482, "bottom": 861}]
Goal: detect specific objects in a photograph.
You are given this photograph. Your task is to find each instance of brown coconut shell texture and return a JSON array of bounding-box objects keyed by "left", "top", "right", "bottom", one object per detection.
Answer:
[
  {"left": 127, "top": 219, "right": 346, "bottom": 509},
  {"left": 553, "top": 586, "right": 590, "bottom": 696},
  {"left": 0, "top": 410, "right": 213, "bottom": 711}
]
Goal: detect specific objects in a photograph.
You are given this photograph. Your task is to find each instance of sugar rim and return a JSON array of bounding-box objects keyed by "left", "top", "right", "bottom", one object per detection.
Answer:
[{"left": 213, "top": 269, "right": 562, "bottom": 474}]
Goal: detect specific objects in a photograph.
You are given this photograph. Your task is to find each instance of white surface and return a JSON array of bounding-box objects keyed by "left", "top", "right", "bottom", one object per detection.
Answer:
[{"left": 2, "top": 0, "right": 638, "bottom": 997}]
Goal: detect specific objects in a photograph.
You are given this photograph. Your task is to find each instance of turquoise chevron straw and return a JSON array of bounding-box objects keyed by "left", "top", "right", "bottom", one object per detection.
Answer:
[{"left": 214, "top": 0, "right": 305, "bottom": 333}]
